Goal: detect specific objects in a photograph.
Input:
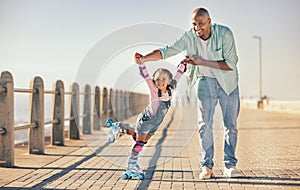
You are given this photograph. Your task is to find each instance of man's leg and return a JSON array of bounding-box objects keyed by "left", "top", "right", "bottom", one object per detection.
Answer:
[
  {"left": 219, "top": 86, "right": 240, "bottom": 176},
  {"left": 197, "top": 77, "right": 218, "bottom": 169}
]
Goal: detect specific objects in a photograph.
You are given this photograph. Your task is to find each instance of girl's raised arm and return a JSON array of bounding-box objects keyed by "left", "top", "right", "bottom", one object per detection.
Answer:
[
  {"left": 138, "top": 63, "right": 155, "bottom": 89},
  {"left": 173, "top": 61, "right": 187, "bottom": 83}
]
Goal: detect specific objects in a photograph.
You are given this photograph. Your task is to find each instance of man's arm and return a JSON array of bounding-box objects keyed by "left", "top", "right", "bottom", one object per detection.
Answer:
[
  {"left": 134, "top": 50, "right": 163, "bottom": 64},
  {"left": 184, "top": 56, "right": 233, "bottom": 71}
]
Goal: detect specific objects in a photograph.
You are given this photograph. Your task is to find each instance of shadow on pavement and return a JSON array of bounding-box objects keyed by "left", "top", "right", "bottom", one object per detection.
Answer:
[{"left": 136, "top": 111, "right": 175, "bottom": 189}]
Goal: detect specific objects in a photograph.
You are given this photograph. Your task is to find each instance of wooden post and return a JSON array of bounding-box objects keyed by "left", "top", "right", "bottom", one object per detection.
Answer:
[
  {"left": 118, "top": 90, "right": 122, "bottom": 120},
  {"left": 123, "top": 91, "right": 128, "bottom": 119},
  {"left": 93, "top": 86, "right": 100, "bottom": 130},
  {"left": 128, "top": 91, "right": 133, "bottom": 117},
  {"left": 52, "top": 80, "right": 65, "bottom": 146},
  {"left": 108, "top": 89, "right": 114, "bottom": 120},
  {"left": 29, "top": 76, "right": 44, "bottom": 154},
  {"left": 119, "top": 90, "right": 123, "bottom": 120},
  {"left": 129, "top": 92, "right": 136, "bottom": 116},
  {"left": 70, "top": 83, "right": 80, "bottom": 140},
  {"left": 83, "top": 85, "right": 91, "bottom": 134},
  {"left": 0, "top": 71, "right": 14, "bottom": 167},
  {"left": 126, "top": 91, "right": 131, "bottom": 119},
  {"left": 122, "top": 91, "right": 127, "bottom": 120},
  {"left": 119, "top": 90, "right": 124, "bottom": 120},
  {"left": 114, "top": 89, "right": 119, "bottom": 121},
  {"left": 134, "top": 93, "right": 138, "bottom": 115},
  {"left": 101, "top": 87, "right": 108, "bottom": 125}
]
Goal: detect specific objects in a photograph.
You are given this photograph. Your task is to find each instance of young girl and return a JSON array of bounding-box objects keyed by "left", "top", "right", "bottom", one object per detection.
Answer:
[{"left": 107, "top": 61, "right": 186, "bottom": 179}]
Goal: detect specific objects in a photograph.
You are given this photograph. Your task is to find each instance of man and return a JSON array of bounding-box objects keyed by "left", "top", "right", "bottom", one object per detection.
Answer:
[{"left": 134, "top": 7, "right": 240, "bottom": 179}]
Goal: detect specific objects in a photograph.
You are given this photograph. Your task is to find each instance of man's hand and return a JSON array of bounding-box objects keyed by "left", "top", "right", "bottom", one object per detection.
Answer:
[
  {"left": 134, "top": 52, "right": 145, "bottom": 65},
  {"left": 183, "top": 55, "right": 233, "bottom": 71},
  {"left": 183, "top": 55, "right": 204, "bottom": 66}
]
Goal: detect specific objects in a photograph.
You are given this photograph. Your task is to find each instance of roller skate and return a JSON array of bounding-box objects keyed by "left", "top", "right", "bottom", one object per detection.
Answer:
[
  {"left": 121, "top": 157, "right": 145, "bottom": 180},
  {"left": 105, "top": 118, "right": 125, "bottom": 143}
]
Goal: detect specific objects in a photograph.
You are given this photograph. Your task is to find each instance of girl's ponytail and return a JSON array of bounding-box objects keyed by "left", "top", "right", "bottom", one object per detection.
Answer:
[{"left": 169, "top": 79, "right": 177, "bottom": 89}]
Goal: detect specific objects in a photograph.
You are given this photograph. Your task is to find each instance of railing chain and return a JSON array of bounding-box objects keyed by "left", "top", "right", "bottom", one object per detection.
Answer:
[
  {"left": 80, "top": 114, "right": 87, "bottom": 118},
  {"left": 65, "top": 116, "right": 75, "bottom": 121},
  {"left": 44, "top": 90, "right": 59, "bottom": 95},
  {"left": 14, "top": 122, "right": 38, "bottom": 131},
  {"left": 65, "top": 91, "right": 73, "bottom": 95},
  {"left": 45, "top": 119, "right": 60, "bottom": 125},
  {"left": 14, "top": 88, "right": 38, "bottom": 94}
]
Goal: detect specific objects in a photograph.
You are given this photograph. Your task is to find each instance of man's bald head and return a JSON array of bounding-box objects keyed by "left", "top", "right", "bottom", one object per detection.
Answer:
[{"left": 192, "top": 8, "right": 210, "bottom": 19}]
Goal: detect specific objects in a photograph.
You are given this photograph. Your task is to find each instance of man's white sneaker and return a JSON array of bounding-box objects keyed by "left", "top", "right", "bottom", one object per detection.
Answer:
[
  {"left": 199, "top": 167, "right": 214, "bottom": 180},
  {"left": 223, "top": 166, "right": 241, "bottom": 178}
]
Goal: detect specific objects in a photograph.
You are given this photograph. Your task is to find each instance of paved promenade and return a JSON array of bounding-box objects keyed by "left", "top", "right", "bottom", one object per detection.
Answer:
[{"left": 1, "top": 106, "right": 300, "bottom": 190}]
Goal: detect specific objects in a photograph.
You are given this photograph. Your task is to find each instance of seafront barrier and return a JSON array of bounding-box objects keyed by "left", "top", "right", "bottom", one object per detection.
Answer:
[
  {"left": 241, "top": 99, "right": 300, "bottom": 114},
  {"left": 0, "top": 70, "right": 148, "bottom": 167}
]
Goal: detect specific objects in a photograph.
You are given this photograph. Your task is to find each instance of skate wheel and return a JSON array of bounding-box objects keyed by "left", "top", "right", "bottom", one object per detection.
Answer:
[
  {"left": 138, "top": 173, "right": 145, "bottom": 180},
  {"left": 108, "top": 136, "right": 115, "bottom": 143},
  {"left": 121, "top": 172, "right": 130, "bottom": 180},
  {"left": 105, "top": 119, "right": 113, "bottom": 127}
]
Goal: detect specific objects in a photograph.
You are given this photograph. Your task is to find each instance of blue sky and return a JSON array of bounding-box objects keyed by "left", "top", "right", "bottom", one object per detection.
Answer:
[{"left": 1, "top": 0, "right": 300, "bottom": 100}]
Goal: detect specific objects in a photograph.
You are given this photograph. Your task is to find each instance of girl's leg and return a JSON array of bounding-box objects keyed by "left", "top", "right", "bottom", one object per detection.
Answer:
[
  {"left": 136, "top": 134, "right": 147, "bottom": 142},
  {"left": 126, "top": 128, "right": 152, "bottom": 142},
  {"left": 145, "top": 134, "right": 152, "bottom": 142},
  {"left": 128, "top": 134, "right": 151, "bottom": 160},
  {"left": 131, "top": 134, "right": 147, "bottom": 157},
  {"left": 119, "top": 122, "right": 137, "bottom": 141},
  {"left": 126, "top": 127, "right": 136, "bottom": 140},
  {"left": 127, "top": 134, "right": 147, "bottom": 172}
]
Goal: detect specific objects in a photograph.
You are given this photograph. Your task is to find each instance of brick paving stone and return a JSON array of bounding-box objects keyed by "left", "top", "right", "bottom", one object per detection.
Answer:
[
  {"left": 160, "top": 182, "right": 172, "bottom": 189},
  {"left": 183, "top": 182, "right": 196, "bottom": 189},
  {"left": 195, "top": 182, "right": 209, "bottom": 189}
]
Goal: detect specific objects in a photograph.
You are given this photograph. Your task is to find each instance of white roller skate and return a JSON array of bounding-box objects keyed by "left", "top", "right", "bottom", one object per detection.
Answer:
[
  {"left": 121, "top": 157, "right": 145, "bottom": 180},
  {"left": 105, "top": 118, "right": 125, "bottom": 143}
]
